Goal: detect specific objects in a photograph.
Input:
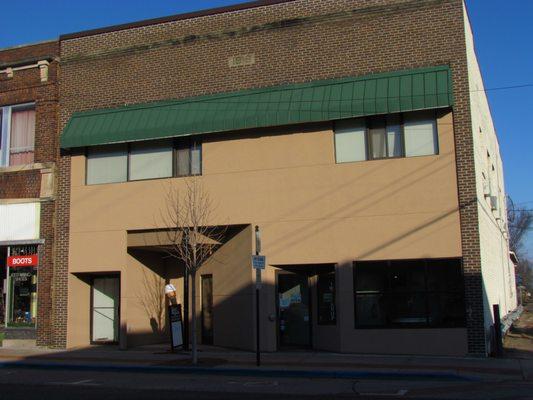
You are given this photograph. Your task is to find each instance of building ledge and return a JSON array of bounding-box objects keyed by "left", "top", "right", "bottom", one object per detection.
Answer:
[{"left": 0, "top": 162, "right": 55, "bottom": 174}]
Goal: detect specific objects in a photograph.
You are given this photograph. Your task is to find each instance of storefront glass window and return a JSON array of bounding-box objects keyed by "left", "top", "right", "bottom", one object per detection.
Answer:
[
  {"left": 353, "top": 258, "right": 465, "bottom": 328},
  {"left": 6, "top": 245, "right": 38, "bottom": 328},
  {"left": 8, "top": 267, "right": 37, "bottom": 327}
]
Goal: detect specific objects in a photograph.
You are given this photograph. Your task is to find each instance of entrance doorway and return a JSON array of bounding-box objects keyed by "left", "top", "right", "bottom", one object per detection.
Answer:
[
  {"left": 277, "top": 272, "right": 311, "bottom": 348},
  {"left": 91, "top": 276, "right": 120, "bottom": 343},
  {"left": 201, "top": 274, "right": 213, "bottom": 345}
]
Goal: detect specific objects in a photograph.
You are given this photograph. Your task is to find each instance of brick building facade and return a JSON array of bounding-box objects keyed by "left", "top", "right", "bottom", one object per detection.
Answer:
[
  {"left": 0, "top": 41, "right": 59, "bottom": 346},
  {"left": 13, "top": 0, "right": 512, "bottom": 355}
]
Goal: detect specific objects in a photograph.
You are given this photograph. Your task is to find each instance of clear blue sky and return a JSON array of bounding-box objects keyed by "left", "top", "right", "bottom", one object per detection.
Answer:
[{"left": 1, "top": 0, "right": 531, "bottom": 254}]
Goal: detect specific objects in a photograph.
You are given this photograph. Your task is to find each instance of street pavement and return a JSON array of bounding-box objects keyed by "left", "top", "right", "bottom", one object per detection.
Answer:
[
  {"left": 0, "top": 303, "right": 531, "bottom": 399},
  {"left": 0, "top": 365, "right": 532, "bottom": 399}
]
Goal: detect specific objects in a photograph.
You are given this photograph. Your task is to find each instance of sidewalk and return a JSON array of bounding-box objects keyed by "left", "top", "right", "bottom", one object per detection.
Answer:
[
  {"left": 1, "top": 343, "right": 532, "bottom": 382},
  {"left": 2, "top": 303, "right": 532, "bottom": 383}
]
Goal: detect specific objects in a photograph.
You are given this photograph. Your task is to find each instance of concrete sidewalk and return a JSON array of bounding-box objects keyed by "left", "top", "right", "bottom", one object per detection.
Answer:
[{"left": 0, "top": 344, "right": 531, "bottom": 382}]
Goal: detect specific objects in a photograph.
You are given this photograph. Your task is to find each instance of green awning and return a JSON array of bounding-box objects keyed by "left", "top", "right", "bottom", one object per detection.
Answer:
[{"left": 60, "top": 65, "right": 453, "bottom": 149}]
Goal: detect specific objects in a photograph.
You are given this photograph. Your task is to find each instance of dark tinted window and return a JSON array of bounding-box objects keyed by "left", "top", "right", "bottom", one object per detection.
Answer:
[
  {"left": 355, "top": 261, "right": 388, "bottom": 292},
  {"left": 354, "top": 258, "right": 465, "bottom": 329}
]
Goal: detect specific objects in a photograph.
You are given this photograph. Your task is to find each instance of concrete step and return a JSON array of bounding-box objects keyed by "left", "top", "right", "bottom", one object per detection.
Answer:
[
  {"left": 3, "top": 328, "right": 36, "bottom": 340},
  {"left": 1, "top": 339, "right": 37, "bottom": 349}
]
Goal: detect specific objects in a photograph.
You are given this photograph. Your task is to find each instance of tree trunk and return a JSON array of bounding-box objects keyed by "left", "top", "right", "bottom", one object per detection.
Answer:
[{"left": 191, "top": 271, "right": 198, "bottom": 365}]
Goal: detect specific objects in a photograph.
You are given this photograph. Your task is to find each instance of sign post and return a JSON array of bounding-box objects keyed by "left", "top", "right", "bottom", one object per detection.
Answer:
[{"left": 253, "top": 226, "right": 265, "bottom": 367}]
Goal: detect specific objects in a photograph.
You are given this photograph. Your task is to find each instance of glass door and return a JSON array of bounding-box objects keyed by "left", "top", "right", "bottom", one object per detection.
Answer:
[
  {"left": 277, "top": 272, "right": 311, "bottom": 348},
  {"left": 91, "top": 276, "right": 119, "bottom": 343},
  {"left": 8, "top": 267, "right": 37, "bottom": 327}
]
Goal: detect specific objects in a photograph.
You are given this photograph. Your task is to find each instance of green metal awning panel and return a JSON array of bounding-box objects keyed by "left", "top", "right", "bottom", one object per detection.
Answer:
[{"left": 60, "top": 66, "right": 453, "bottom": 148}]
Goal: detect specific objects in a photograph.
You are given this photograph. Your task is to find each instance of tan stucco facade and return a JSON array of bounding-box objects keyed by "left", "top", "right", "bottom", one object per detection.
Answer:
[{"left": 65, "top": 110, "right": 467, "bottom": 355}]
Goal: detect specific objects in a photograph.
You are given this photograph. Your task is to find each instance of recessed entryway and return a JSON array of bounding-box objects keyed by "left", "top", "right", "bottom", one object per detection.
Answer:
[{"left": 276, "top": 271, "right": 311, "bottom": 348}]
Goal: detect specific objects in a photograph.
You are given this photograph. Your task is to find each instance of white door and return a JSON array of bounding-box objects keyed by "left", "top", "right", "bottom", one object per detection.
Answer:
[{"left": 92, "top": 277, "right": 119, "bottom": 343}]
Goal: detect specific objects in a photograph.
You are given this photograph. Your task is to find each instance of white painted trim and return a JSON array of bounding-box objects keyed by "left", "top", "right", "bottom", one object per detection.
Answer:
[
  {"left": 0, "top": 61, "right": 49, "bottom": 82},
  {"left": 0, "top": 239, "right": 44, "bottom": 246}
]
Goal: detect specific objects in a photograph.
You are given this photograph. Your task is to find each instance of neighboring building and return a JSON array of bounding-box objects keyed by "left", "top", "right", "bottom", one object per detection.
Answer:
[
  {"left": 0, "top": 41, "right": 60, "bottom": 347},
  {"left": 54, "top": 0, "right": 517, "bottom": 356}
]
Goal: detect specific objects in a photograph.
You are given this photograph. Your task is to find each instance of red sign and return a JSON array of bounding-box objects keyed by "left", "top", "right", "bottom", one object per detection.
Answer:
[{"left": 7, "top": 254, "right": 38, "bottom": 268}]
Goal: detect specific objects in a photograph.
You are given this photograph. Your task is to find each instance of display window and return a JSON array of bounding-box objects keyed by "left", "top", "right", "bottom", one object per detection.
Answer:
[{"left": 5, "top": 245, "right": 38, "bottom": 328}]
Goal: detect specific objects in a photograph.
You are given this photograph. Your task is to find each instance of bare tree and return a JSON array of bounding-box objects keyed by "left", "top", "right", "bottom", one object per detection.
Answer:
[
  {"left": 507, "top": 197, "right": 533, "bottom": 254},
  {"left": 159, "top": 178, "right": 226, "bottom": 364},
  {"left": 507, "top": 196, "right": 533, "bottom": 292}
]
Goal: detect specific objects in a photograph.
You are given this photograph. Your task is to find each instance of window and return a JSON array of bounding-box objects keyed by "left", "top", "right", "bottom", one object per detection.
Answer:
[
  {"left": 177, "top": 140, "right": 202, "bottom": 177},
  {"left": 87, "top": 144, "right": 128, "bottom": 185},
  {"left": 0, "top": 104, "right": 36, "bottom": 167},
  {"left": 403, "top": 111, "right": 438, "bottom": 157},
  {"left": 354, "top": 258, "right": 465, "bottom": 328},
  {"left": 86, "top": 138, "right": 202, "bottom": 185},
  {"left": 335, "top": 119, "right": 366, "bottom": 163},
  {"left": 129, "top": 140, "right": 173, "bottom": 181},
  {"left": 317, "top": 272, "right": 336, "bottom": 325},
  {"left": 334, "top": 110, "right": 438, "bottom": 163}
]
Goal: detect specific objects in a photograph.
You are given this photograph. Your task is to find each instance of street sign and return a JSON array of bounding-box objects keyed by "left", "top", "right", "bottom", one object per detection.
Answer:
[{"left": 252, "top": 255, "right": 266, "bottom": 269}]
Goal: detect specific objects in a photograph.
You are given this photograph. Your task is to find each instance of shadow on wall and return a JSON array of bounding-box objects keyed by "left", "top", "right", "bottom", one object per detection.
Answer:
[
  {"left": 68, "top": 198, "right": 474, "bottom": 354},
  {"left": 128, "top": 248, "right": 182, "bottom": 337},
  {"left": 119, "top": 224, "right": 253, "bottom": 350}
]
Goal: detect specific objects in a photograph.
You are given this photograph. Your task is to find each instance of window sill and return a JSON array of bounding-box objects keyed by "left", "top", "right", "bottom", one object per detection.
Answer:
[
  {"left": 86, "top": 173, "right": 202, "bottom": 186},
  {"left": 0, "top": 162, "right": 55, "bottom": 174},
  {"left": 336, "top": 153, "right": 439, "bottom": 165}
]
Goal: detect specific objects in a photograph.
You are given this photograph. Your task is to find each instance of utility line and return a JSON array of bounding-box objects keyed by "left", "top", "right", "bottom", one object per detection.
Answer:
[{"left": 474, "top": 83, "right": 533, "bottom": 92}]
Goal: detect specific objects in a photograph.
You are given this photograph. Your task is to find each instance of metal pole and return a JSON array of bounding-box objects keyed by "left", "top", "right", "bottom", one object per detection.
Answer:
[
  {"left": 493, "top": 304, "right": 503, "bottom": 357},
  {"left": 256, "top": 282, "right": 260, "bottom": 366},
  {"left": 255, "top": 225, "right": 261, "bottom": 367},
  {"left": 5, "top": 246, "right": 10, "bottom": 328},
  {"left": 183, "top": 269, "right": 189, "bottom": 350}
]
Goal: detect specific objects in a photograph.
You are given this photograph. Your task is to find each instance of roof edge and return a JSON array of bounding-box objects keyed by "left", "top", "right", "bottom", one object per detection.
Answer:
[
  {"left": 0, "top": 39, "right": 57, "bottom": 53},
  {"left": 60, "top": 0, "right": 295, "bottom": 41}
]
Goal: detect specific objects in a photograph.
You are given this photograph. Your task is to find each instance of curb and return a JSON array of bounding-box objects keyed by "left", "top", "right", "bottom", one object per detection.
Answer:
[{"left": 0, "top": 360, "right": 479, "bottom": 382}]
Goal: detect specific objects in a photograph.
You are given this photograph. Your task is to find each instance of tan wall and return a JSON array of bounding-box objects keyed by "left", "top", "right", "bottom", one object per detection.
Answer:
[
  {"left": 67, "top": 110, "right": 464, "bottom": 353},
  {"left": 193, "top": 225, "right": 254, "bottom": 350},
  {"left": 66, "top": 274, "right": 91, "bottom": 348}
]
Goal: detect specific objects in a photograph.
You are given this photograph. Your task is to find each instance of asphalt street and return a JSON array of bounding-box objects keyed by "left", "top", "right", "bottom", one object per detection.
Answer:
[{"left": 0, "top": 365, "right": 532, "bottom": 400}]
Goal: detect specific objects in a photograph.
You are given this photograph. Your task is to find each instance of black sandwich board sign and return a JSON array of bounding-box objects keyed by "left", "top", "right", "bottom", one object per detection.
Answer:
[{"left": 169, "top": 304, "right": 184, "bottom": 351}]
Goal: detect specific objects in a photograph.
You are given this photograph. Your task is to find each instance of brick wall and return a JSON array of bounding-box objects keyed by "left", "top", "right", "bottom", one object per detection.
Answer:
[
  {"left": 0, "top": 170, "right": 41, "bottom": 198},
  {"left": 0, "top": 41, "right": 59, "bottom": 347},
  {"left": 58, "top": 0, "right": 486, "bottom": 354}
]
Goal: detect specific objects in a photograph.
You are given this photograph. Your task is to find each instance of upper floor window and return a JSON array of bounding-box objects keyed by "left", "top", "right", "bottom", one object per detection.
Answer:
[
  {"left": 0, "top": 104, "right": 36, "bottom": 167},
  {"left": 129, "top": 140, "right": 173, "bottom": 181},
  {"left": 86, "top": 138, "right": 201, "bottom": 185},
  {"left": 334, "top": 110, "right": 438, "bottom": 163}
]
